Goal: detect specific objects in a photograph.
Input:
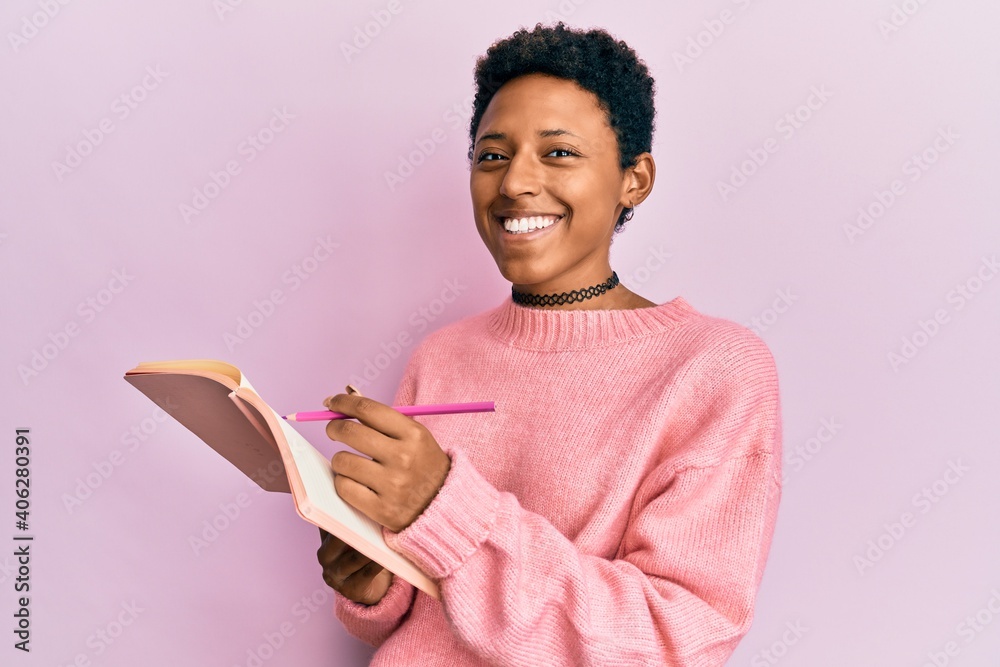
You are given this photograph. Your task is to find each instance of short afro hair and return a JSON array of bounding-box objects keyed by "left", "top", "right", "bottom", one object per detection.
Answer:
[{"left": 468, "top": 21, "right": 657, "bottom": 234}]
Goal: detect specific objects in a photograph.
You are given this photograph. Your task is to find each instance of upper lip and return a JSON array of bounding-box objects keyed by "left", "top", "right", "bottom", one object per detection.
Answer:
[{"left": 493, "top": 211, "right": 564, "bottom": 220}]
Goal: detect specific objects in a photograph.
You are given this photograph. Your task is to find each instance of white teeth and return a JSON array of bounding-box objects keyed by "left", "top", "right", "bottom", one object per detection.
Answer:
[{"left": 502, "top": 215, "right": 560, "bottom": 234}]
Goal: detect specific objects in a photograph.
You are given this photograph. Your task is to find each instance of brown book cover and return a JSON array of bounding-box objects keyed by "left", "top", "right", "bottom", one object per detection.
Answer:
[{"left": 124, "top": 359, "right": 439, "bottom": 600}]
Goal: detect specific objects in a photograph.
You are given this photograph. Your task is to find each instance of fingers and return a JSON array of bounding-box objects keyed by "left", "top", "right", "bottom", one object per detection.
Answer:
[
  {"left": 330, "top": 450, "right": 381, "bottom": 487},
  {"left": 317, "top": 531, "right": 367, "bottom": 583},
  {"left": 348, "top": 559, "right": 384, "bottom": 584},
  {"left": 316, "top": 532, "right": 391, "bottom": 604},
  {"left": 325, "top": 393, "right": 412, "bottom": 441},
  {"left": 322, "top": 546, "right": 374, "bottom": 591},
  {"left": 341, "top": 561, "right": 388, "bottom": 604},
  {"left": 322, "top": 385, "right": 362, "bottom": 406},
  {"left": 317, "top": 530, "right": 348, "bottom": 565}
]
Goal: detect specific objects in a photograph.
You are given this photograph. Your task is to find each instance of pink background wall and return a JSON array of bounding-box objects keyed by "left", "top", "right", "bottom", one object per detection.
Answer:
[{"left": 3, "top": 1, "right": 999, "bottom": 665}]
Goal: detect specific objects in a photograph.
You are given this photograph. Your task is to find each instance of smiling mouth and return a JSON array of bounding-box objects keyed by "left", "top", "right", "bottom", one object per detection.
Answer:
[{"left": 494, "top": 214, "right": 564, "bottom": 235}]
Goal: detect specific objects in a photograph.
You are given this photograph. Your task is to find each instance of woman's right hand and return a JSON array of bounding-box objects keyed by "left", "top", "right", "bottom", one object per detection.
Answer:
[{"left": 317, "top": 527, "right": 394, "bottom": 606}]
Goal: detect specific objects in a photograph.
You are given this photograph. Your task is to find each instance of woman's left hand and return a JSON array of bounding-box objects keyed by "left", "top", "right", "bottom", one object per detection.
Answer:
[{"left": 323, "top": 393, "right": 451, "bottom": 533}]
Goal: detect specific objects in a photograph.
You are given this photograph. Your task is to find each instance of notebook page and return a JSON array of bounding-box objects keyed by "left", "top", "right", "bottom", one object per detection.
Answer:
[
  {"left": 238, "top": 369, "right": 260, "bottom": 396},
  {"left": 271, "top": 408, "right": 386, "bottom": 548}
]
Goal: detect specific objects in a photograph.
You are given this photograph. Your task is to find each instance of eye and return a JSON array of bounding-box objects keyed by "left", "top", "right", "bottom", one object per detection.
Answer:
[
  {"left": 477, "top": 148, "right": 579, "bottom": 163},
  {"left": 477, "top": 151, "right": 504, "bottom": 163},
  {"left": 547, "top": 148, "right": 579, "bottom": 158}
]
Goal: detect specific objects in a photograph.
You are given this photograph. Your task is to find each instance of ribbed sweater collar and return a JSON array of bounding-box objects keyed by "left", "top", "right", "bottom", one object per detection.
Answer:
[{"left": 486, "top": 294, "right": 695, "bottom": 351}]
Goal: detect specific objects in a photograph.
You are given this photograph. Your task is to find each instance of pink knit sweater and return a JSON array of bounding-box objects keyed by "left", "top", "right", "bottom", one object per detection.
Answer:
[{"left": 333, "top": 294, "right": 783, "bottom": 666}]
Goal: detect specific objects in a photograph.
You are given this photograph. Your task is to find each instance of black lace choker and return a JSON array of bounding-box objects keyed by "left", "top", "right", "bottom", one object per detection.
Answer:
[{"left": 511, "top": 272, "right": 620, "bottom": 308}]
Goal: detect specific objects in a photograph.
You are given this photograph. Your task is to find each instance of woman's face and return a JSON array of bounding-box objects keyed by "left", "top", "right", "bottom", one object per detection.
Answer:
[{"left": 470, "top": 73, "right": 647, "bottom": 296}]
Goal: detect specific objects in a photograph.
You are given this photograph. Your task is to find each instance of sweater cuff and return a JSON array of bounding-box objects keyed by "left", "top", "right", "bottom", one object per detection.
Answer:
[
  {"left": 382, "top": 445, "right": 500, "bottom": 580},
  {"left": 333, "top": 566, "right": 413, "bottom": 619}
]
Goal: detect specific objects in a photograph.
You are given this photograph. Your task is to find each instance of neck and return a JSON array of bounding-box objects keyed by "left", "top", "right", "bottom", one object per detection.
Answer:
[
  {"left": 517, "top": 288, "right": 654, "bottom": 311},
  {"left": 512, "top": 270, "right": 625, "bottom": 311}
]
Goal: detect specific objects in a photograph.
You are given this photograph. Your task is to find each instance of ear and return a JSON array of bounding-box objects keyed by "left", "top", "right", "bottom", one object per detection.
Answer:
[{"left": 620, "top": 152, "right": 656, "bottom": 208}]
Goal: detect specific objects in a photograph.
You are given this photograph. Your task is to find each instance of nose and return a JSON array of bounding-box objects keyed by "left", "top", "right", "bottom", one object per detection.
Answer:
[{"left": 498, "top": 152, "right": 541, "bottom": 200}]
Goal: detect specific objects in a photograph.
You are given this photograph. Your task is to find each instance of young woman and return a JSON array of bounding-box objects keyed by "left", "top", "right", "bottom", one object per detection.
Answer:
[{"left": 317, "top": 21, "right": 782, "bottom": 666}]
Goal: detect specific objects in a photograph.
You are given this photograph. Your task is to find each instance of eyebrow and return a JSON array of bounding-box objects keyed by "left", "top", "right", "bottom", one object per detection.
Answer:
[{"left": 475, "top": 128, "right": 582, "bottom": 146}]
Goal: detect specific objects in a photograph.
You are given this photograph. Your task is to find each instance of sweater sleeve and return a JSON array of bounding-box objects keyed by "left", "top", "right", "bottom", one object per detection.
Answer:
[
  {"left": 380, "top": 331, "right": 783, "bottom": 666},
  {"left": 331, "top": 354, "right": 422, "bottom": 647}
]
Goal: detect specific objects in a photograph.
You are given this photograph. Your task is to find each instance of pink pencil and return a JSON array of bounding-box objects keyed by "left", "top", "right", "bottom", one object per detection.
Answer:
[{"left": 282, "top": 401, "right": 495, "bottom": 422}]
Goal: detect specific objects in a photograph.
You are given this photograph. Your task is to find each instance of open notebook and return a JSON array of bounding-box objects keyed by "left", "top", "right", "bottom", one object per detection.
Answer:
[{"left": 123, "top": 359, "right": 439, "bottom": 600}]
